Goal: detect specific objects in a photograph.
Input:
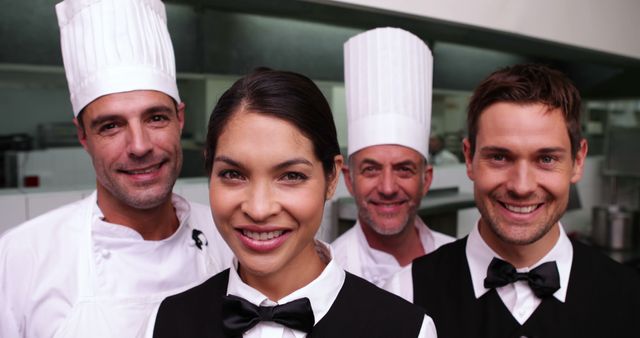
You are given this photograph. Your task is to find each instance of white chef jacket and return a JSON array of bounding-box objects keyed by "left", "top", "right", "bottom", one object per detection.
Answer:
[
  {"left": 144, "top": 241, "right": 437, "bottom": 337},
  {"left": 331, "top": 218, "right": 454, "bottom": 287},
  {"left": 384, "top": 221, "right": 573, "bottom": 324},
  {"left": 0, "top": 191, "right": 234, "bottom": 338}
]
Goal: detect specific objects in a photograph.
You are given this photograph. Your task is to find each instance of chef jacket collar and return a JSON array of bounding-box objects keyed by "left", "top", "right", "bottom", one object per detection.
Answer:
[
  {"left": 466, "top": 220, "right": 573, "bottom": 302},
  {"left": 92, "top": 193, "right": 192, "bottom": 241},
  {"left": 357, "top": 217, "right": 436, "bottom": 266},
  {"left": 226, "top": 240, "right": 345, "bottom": 338}
]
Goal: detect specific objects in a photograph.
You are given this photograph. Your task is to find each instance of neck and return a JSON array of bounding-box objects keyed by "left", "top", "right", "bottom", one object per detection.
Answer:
[
  {"left": 96, "top": 186, "right": 179, "bottom": 241},
  {"left": 479, "top": 220, "right": 561, "bottom": 268},
  {"left": 360, "top": 218, "right": 425, "bottom": 266},
  {"left": 240, "top": 242, "right": 326, "bottom": 301}
]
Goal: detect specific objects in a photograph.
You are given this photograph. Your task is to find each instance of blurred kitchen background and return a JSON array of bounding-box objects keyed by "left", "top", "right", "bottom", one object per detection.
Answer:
[{"left": 1, "top": 0, "right": 640, "bottom": 266}]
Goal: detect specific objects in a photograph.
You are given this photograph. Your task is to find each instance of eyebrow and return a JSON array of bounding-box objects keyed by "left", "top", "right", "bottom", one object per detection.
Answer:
[
  {"left": 478, "top": 146, "right": 511, "bottom": 154},
  {"left": 359, "top": 158, "right": 417, "bottom": 167},
  {"left": 213, "top": 155, "right": 313, "bottom": 171},
  {"left": 478, "top": 146, "right": 568, "bottom": 155},
  {"left": 537, "top": 147, "right": 567, "bottom": 154},
  {"left": 88, "top": 105, "right": 174, "bottom": 130}
]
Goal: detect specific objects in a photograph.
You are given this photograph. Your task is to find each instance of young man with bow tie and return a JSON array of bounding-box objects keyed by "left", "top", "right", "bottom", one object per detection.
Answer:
[{"left": 385, "top": 64, "right": 640, "bottom": 337}]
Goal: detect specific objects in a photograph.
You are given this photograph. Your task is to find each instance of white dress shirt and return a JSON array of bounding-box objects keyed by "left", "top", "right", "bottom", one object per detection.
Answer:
[
  {"left": 384, "top": 221, "right": 573, "bottom": 324},
  {"left": 332, "top": 218, "right": 454, "bottom": 287},
  {"left": 145, "top": 241, "right": 437, "bottom": 337}
]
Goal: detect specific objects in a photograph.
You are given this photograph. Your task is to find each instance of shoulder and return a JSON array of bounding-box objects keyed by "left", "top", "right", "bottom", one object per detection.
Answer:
[
  {"left": 0, "top": 196, "right": 87, "bottom": 258},
  {"left": 157, "top": 269, "right": 229, "bottom": 320},
  {"left": 185, "top": 200, "right": 214, "bottom": 226},
  {"left": 330, "top": 225, "right": 359, "bottom": 264},
  {"left": 154, "top": 270, "right": 230, "bottom": 336},
  {"left": 341, "top": 272, "right": 425, "bottom": 316},
  {"left": 414, "top": 237, "right": 466, "bottom": 268},
  {"left": 316, "top": 272, "right": 426, "bottom": 337},
  {"left": 184, "top": 199, "right": 234, "bottom": 269},
  {"left": 571, "top": 240, "right": 640, "bottom": 288}
]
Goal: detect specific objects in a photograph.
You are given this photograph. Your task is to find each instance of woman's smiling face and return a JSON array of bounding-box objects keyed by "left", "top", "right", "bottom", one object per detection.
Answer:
[{"left": 209, "top": 110, "right": 341, "bottom": 290}]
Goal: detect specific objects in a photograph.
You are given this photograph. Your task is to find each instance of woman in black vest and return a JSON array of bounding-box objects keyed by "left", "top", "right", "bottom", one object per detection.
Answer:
[{"left": 146, "top": 68, "right": 435, "bottom": 338}]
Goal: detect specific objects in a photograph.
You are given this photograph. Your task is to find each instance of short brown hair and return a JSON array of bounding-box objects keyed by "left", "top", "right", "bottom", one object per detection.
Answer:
[{"left": 467, "top": 64, "right": 583, "bottom": 158}]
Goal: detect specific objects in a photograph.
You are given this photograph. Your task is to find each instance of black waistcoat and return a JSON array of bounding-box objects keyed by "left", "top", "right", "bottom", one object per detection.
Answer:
[
  {"left": 153, "top": 269, "right": 425, "bottom": 337},
  {"left": 412, "top": 238, "right": 640, "bottom": 338}
]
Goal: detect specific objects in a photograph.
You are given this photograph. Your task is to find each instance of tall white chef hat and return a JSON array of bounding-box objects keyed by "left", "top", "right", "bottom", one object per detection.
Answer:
[
  {"left": 56, "top": 0, "right": 180, "bottom": 116},
  {"left": 344, "top": 27, "right": 433, "bottom": 158}
]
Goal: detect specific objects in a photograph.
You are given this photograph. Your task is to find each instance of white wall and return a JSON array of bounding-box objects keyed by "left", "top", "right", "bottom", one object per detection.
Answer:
[{"left": 312, "top": 0, "right": 640, "bottom": 60}]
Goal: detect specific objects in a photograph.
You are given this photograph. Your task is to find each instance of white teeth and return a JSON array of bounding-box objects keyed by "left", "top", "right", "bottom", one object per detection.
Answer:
[
  {"left": 129, "top": 168, "right": 153, "bottom": 174},
  {"left": 126, "top": 164, "right": 160, "bottom": 174},
  {"left": 504, "top": 204, "right": 538, "bottom": 214},
  {"left": 243, "top": 230, "right": 284, "bottom": 241}
]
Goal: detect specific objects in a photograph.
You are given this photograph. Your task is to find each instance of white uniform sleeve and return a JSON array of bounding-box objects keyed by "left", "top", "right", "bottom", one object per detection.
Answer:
[
  {"left": 417, "top": 314, "right": 438, "bottom": 338},
  {"left": 382, "top": 263, "right": 414, "bottom": 302},
  {"left": 0, "top": 232, "right": 31, "bottom": 337}
]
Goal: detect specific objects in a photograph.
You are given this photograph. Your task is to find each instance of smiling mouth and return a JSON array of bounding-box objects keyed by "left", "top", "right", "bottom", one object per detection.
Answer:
[
  {"left": 371, "top": 201, "right": 406, "bottom": 206},
  {"left": 241, "top": 230, "right": 286, "bottom": 241},
  {"left": 501, "top": 203, "right": 542, "bottom": 214},
  {"left": 119, "top": 162, "right": 164, "bottom": 175}
]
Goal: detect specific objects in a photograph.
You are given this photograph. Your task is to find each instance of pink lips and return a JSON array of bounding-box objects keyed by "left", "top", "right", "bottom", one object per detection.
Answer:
[
  {"left": 236, "top": 228, "right": 291, "bottom": 252},
  {"left": 370, "top": 200, "right": 406, "bottom": 214},
  {"left": 119, "top": 162, "right": 165, "bottom": 182}
]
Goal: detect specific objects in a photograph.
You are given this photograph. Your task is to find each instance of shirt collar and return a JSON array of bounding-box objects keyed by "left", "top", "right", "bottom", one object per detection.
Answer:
[
  {"left": 466, "top": 221, "right": 573, "bottom": 302},
  {"left": 226, "top": 240, "right": 345, "bottom": 337},
  {"left": 92, "top": 193, "right": 192, "bottom": 241},
  {"left": 356, "top": 218, "right": 435, "bottom": 265}
]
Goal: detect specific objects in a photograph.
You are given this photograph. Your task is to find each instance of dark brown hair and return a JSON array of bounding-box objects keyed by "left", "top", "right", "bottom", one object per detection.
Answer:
[
  {"left": 467, "top": 64, "right": 583, "bottom": 158},
  {"left": 204, "top": 68, "right": 340, "bottom": 179}
]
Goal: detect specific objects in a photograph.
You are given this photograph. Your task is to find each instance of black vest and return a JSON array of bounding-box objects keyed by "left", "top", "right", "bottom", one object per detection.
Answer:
[
  {"left": 412, "top": 238, "right": 640, "bottom": 338},
  {"left": 153, "top": 269, "right": 425, "bottom": 337}
]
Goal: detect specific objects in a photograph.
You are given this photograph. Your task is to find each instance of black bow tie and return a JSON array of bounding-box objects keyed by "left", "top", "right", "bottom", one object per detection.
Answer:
[
  {"left": 221, "top": 294, "right": 315, "bottom": 336},
  {"left": 484, "top": 257, "right": 560, "bottom": 298}
]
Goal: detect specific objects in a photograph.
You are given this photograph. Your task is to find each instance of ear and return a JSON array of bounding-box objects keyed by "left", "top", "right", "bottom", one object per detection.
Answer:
[
  {"left": 570, "top": 139, "right": 588, "bottom": 183},
  {"left": 462, "top": 138, "right": 475, "bottom": 181},
  {"left": 326, "top": 154, "right": 345, "bottom": 200},
  {"left": 422, "top": 162, "right": 433, "bottom": 197},
  {"left": 176, "top": 102, "right": 186, "bottom": 131},
  {"left": 73, "top": 117, "right": 89, "bottom": 151},
  {"left": 341, "top": 157, "right": 356, "bottom": 197}
]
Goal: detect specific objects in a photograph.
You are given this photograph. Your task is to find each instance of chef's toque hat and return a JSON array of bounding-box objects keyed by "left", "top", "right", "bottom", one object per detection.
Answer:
[
  {"left": 56, "top": 0, "right": 180, "bottom": 116},
  {"left": 344, "top": 27, "right": 433, "bottom": 158}
]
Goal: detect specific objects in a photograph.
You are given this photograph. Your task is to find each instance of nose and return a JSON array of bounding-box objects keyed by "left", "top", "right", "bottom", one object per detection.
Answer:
[
  {"left": 506, "top": 161, "right": 537, "bottom": 197},
  {"left": 127, "top": 122, "right": 153, "bottom": 158},
  {"left": 241, "top": 181, "right": 281, "bottom": 222},
  {"left": 378, "top": 167, "right": 399, "bottom": 197}
]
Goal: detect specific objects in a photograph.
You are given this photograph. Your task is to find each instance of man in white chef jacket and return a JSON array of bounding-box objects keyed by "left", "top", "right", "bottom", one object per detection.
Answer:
[
  {"left": 0, "top": 0, "right": 233, "bottom": 337},
  {"left": 331, "top": 27, "right": 454, "bottom": 288}
]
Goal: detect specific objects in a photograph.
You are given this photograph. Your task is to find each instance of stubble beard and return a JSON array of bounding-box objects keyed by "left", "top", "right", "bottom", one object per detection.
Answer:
[
  {"left": 359, "top": 200, "right": 418, "bottom": 236},
  {"left": 99, "top": 152, "right": 182, "bottom": 210},
  {"left": 477, "top": 191, "right": 563, "bottom": 246}
]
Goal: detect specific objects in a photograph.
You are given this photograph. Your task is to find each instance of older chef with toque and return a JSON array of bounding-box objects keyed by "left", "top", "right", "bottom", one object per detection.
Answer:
[
  {"left": 332, "top": 27, "right": 454, "bottom": 288},
  {"left": 0, "top": 0, "right": 232, "bottom": 336}
]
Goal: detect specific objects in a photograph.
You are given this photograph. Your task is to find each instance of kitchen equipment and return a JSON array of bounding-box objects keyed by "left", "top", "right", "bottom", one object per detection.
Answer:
[{"left": 591, "top": 205, "right": 640, "bottom": 250}]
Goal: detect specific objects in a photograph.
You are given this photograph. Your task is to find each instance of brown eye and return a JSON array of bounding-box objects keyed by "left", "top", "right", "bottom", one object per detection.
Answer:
[
  {"left": 219, "top": 170, "right": 244, "bottom": 181},
  {"left": 281, "top": 172, "right": 308, "bottom": 182}
]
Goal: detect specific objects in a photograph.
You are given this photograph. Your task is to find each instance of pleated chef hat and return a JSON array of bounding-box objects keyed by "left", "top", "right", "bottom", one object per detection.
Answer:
[
  {"left": 56, "top": 0, "right": 180, "bottom": 116},
  {"left": 344, "top": 27, "right": 433, "bottom": 158}
]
